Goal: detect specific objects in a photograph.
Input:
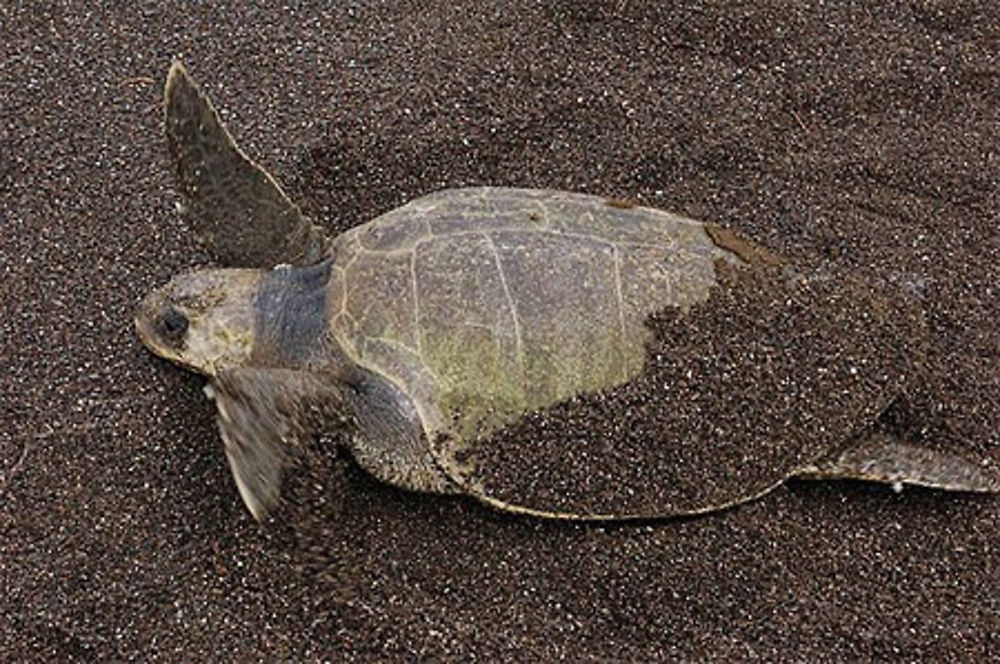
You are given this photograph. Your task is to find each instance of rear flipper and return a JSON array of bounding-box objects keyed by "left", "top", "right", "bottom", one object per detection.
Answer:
[{"left": 794, "top": 430, "right": 1000, "bottom": 493}]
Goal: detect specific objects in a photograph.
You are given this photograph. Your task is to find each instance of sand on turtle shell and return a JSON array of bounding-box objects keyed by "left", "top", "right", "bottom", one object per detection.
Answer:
[{"left": 468, "top": 250, "right": 928, "bottom": 517}]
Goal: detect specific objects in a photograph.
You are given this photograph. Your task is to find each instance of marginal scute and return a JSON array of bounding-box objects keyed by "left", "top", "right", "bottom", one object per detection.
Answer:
[
  {"left": 704, "top": 223, "right": 783, "bottom": 268},
  {"left": 356, "top": 211, "right": 429, "bottom": 252}
]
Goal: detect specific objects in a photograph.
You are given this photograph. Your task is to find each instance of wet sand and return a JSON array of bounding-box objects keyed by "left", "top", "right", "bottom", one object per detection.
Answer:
[{"left": 3, "top": 2, "right": 999, "bottom": 660}]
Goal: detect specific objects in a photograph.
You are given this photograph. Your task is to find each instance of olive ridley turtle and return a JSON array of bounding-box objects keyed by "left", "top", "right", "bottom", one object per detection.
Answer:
[{"left": 136, "top": 63, "right": 999, "bottom": 521}]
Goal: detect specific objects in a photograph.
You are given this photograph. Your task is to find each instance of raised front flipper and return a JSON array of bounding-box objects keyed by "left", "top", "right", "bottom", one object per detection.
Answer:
[
  {"left": 205, "top": 368, "right": 347, "bottom": 520},
  {"left": 794, "top": 430, "right": 1000, "bottom": 493},
  {"left": 165, "top": 61, "right": 327, "bottom": 267}
]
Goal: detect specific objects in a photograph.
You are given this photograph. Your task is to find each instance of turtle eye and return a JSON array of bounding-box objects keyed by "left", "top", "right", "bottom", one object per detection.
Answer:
[{"left": 160, "top": 307, "right": 189, "bottom": 338}]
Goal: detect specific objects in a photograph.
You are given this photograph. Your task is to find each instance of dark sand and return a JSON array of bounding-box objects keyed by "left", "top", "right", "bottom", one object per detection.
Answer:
[{"left": 3, "top": 2, "right": 999, "bottom": 660}]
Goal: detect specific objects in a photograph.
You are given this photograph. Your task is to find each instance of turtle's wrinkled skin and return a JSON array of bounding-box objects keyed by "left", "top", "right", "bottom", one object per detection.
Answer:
[{"left": 136, "top": 62, "right": 1000, "bottom": 522}]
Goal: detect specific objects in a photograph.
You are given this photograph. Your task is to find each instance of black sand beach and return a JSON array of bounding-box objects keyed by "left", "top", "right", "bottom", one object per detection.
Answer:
[{"left": 3, "top": 2, "right": 999, "bottom": 660}]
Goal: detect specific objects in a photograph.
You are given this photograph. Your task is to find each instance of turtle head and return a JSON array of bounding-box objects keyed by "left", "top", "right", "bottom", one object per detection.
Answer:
[{"left": 136, "top": 268, "right": 263, "bottom": 375}]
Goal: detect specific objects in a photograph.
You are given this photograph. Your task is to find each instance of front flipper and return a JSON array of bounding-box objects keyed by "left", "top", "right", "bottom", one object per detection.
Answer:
[
  {"left": 794, "top": 430, "right": 1000, "bottom": 493},
  {"left": 165, "top": 61, "right": 327, "bottom": 267},
  {"left": 205, "top": 368, "right": 347, "bottom": 520},
  {"left": 341, "top": 369, "right": 455, "bottom": 495}
]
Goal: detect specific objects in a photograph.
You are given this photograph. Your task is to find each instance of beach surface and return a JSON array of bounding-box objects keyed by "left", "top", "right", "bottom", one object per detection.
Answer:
[{"left": 2, "top": 2, "right": 998, "bottom": 660}]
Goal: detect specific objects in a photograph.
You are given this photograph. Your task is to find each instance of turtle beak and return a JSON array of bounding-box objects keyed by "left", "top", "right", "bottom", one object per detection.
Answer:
[
  {"left": 135, "top": 288, "right": 189, "bottom": 367},
  {"left": 135, "top": 289, "right": 160, "bottom": 346},
  {"left": 134, "top": 306, "right": 155, "bottom": 349}
]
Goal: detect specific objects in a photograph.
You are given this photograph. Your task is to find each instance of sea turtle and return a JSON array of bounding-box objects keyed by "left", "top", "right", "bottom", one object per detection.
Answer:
[{"left": 135, "top": 62, "right": 999, "bottom": 521}]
